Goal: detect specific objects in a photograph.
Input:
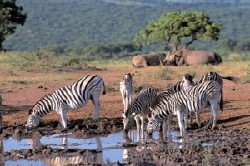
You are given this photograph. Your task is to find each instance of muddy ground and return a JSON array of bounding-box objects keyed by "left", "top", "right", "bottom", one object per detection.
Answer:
[{"left": 0, "top": 67, "right": 250, "bottom": 165}]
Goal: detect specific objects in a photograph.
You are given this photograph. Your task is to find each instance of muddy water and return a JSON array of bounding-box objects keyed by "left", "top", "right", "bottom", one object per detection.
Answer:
[
  {"left": 1, "top": 130, "right": 181, "bottom": 165},
  {"left": 1, "top": 127, "right": 249, "bottom": 165}
]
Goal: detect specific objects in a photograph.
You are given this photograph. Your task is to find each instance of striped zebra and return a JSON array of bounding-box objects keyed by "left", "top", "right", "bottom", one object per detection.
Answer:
[
  {"left": 26, "top": 75, "right": 106, "bottom": 130},
  {"left": 198, "top": 71, "right": 239, "bottom": 110},
  {"left": 164, "top": 74, "right": 196, "bottom": 129},
  {"left": 122, "top": 88, "right": 157, "bottom": 140},
  {"left": 120, "top": 73, "right": 133, "bottom": 111},
  {"left": 190, "top": 71, "right": 240, "bottom": 127},
  {"left": 147, "top": 81, "right": 222, "bottom": 137}
]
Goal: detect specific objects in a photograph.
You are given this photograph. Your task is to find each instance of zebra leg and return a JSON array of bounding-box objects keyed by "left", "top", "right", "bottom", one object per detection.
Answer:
[
  {"left": 61, "top": 133, "right": 68, "bottom": 150},
  {"left": 0, "top": 139, "right": 3, "bottom": 154},
  {"left": 184, "top": 113, "right": 188, "bottom": 129},
  {"left": 211, "top": 102, "right": 218, "bottom": 129},
  {"left": 59, "top": 110, "right": 68, "bottom": 130},
  {"left": 190, "top": 112, "right": 193, "bottom": 128},
  {"left": 91, "top": 96, "right": 101, "bottom": 120},
  {"left": 177, "top": 110, "right": 186, "bottom": 137},
  {"left": 95, "top": 137, "right": 103, "bottom": 151},
  {"left": 195, "top": 111, "right": 201, "bottom": 128},
  {"left": 167, "top": 115, "right": 172, "bottom": 139},
  {"left": 141, "top": 116, "right": 145, "bottom": 140},
  {"left": 122, "top": 94, "right": 126, "bottom": 111},
  {"left": 134, "top": 115, "right": 141, "bottom": 142}
]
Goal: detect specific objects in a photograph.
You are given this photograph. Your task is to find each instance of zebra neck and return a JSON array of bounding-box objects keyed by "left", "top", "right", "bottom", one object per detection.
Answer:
[{"left": 33, "top": 103, "right": 54, "bottom": 118}]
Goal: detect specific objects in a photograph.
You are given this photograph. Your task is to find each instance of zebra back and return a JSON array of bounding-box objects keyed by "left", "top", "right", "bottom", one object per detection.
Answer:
[
  {"left": 153, "top": 74, "right": 195, "bottom": 114},
  {"left": 123, "top": 88, "right": 157, "bottom": 117}
]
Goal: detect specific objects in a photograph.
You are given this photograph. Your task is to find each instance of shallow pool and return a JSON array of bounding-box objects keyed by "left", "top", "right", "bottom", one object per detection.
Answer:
[{"left": 1, "top": 130, "right": 194, "bottom": 165}]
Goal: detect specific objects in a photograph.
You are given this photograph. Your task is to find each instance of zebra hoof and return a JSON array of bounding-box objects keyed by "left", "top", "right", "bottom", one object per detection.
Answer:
[
  {"left": 61, "top": 128, "right": 68, "bottom": 133},
  {"left": 212, "top": 126, "right": 218, "bottom": 130}
]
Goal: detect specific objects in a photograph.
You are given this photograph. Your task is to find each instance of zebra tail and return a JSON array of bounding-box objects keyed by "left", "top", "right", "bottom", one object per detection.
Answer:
[
  {"left": 220, "top": 89, "right": 223, "bottom": 112},
  {"left": 102, "top": 82, "right": 106, "bottom": 95},
  {"left": 222, "top": 76, "right": 240, "bottom": 83}
]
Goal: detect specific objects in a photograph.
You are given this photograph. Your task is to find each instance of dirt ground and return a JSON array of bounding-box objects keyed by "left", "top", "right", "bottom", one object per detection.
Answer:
[
  {"left": 1, "top": 67, "right": 250, "bottom": 129},
  {"left": 0, "top": 67, "right": 250, "bottom": 165}
]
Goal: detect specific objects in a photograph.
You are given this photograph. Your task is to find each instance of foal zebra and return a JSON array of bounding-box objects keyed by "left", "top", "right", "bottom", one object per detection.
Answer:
[
  {"left": 120, "top": 73, "right": 133, "bottom": 111},
  {"left": 122, "top": 88, "right": 157, "bottom": 140},
  {"left": 26, "top": 75, "right": 106, "bottom": 130},
  {"left": 147, "top": 81, "right": 222, "bottom": 137}
]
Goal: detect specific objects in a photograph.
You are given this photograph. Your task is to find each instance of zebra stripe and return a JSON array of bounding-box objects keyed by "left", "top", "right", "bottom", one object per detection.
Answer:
[
  {"left": 122, "top": 88, "right": 157, "bottom": 140},
  {"left": 120, "top": 73, "right": 133, "bottom": 111},
  {"left": 26, "top": 75, "right": 106, "bottom": 130},
  {"left": 147, "top": 81, "right": 222, "bottom": 137}
]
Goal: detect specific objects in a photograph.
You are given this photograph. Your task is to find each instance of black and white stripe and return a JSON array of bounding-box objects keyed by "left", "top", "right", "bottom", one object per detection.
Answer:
[
  {"left": 147, "top": 81, "right": 222, "bottom": 137},
  {"left": 122, "top": 88, "right": 157, "bottom": 140},
  {"left": 120, "top": 73, "right": 133, "bottom": 111},
  {"left": 26, "top": 75, "right": 106, "bottom": 130}
]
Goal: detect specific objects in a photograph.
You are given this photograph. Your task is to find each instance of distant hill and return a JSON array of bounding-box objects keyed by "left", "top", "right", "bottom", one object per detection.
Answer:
[{"left": 3, "top": 0, "right": 250, "bottom": 51}]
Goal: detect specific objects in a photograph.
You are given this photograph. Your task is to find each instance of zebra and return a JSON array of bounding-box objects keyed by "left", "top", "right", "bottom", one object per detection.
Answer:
[
  {"left": 190, "top": 71, "right": 240, "bottom": 127},
  {"left": 169, "top": 74, "right": 195, "bottom": 92},
  {"left": 26, "top": 75, "right": 106, "bottom": 130},
  {"left": 122, "top": 88, "right": 157, "bottom": 140},
  {"left": 120, "top": 73, "right": 133, "bottom": 111},
  {"left": 122, "top": 74, "right": 195, "bottom": 139},
  {"left": 147, "top": 81, "right": 222, "bottom": 137},
  {"left": 163, "top": 74, "right": 196, "bottom": 129}
]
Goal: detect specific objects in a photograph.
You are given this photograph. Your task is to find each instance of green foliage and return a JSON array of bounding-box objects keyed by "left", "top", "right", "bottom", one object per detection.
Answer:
[
  {"left": 0, "top": 0, "right": 26, "bottom": 50},
  {"left": 8, "top": 51, "right": 92, "bottom": 72},
  {"left": 134, "top": 11, "right": 222, "bottom": 50},
  {"left": 1, "top": 0, "right": 250, "bottom": 56}
]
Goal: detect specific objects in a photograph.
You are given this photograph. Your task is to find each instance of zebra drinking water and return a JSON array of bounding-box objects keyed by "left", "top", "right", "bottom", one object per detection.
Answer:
[
  {"left": 122, "top": 88, "right": 157, "bottom": 140},
  {"left": 147, "top": 80, "right": 222, "bottom": 137},
  {"left": 26, "top": 75, "right": 106, "bottom": 130}
]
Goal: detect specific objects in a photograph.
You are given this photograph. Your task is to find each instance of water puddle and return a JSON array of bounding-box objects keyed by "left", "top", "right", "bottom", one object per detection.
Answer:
[{"left": 0, "top": 130, "right": 215, "bottom": 165}]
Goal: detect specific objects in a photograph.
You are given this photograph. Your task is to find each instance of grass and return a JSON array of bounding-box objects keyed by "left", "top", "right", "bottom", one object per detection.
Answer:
[{"left": 0, "top": 51, "right": 249, "bottom": 89}]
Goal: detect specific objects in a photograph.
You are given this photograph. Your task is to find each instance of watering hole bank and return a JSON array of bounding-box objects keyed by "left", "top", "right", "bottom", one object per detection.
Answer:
[
  {"left": 1, "top": 128, "right": 249, "bottom": 166},
  {"left": 0, "top": 116, "right": 249, "bottom": 165}
]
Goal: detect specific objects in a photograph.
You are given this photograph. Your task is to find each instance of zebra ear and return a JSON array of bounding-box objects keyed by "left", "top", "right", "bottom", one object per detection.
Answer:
[{"left": 28, "top": 109, "right": 32, "bottom": 115}]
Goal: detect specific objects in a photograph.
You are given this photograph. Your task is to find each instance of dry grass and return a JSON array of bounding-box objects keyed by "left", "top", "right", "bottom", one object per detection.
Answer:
[{"left": 0, "top": 51, "right": 249, "bottom": 89}]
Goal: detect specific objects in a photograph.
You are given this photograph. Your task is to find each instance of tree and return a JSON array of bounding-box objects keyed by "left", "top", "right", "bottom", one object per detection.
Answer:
[
  {"left": 0, "top": 0, "right": 26, "bottom": 50},
  {"left": 133, "top": 11, "right": 222, "bottom": 51}
]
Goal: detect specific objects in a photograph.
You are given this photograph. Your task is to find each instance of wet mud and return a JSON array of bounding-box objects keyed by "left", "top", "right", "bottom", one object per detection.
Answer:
[{"left": 0, "top": 117, "right": 249, "bottom": 165}]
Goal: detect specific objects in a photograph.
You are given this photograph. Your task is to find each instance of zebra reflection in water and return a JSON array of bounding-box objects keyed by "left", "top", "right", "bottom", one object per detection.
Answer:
[{"left": 28, "top": 133, "right": 104, "bottom": 165}]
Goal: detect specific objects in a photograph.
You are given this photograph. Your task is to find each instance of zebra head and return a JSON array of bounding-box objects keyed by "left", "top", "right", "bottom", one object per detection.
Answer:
[
  {"left": 26, "top": 114, "right": 41, "bottom": 130},
  {"left": 146, "top": 109, "right": 159, "bottom": 135},
  {"left": 122, "top": 112, "right": 134, "bottom": 134}
]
